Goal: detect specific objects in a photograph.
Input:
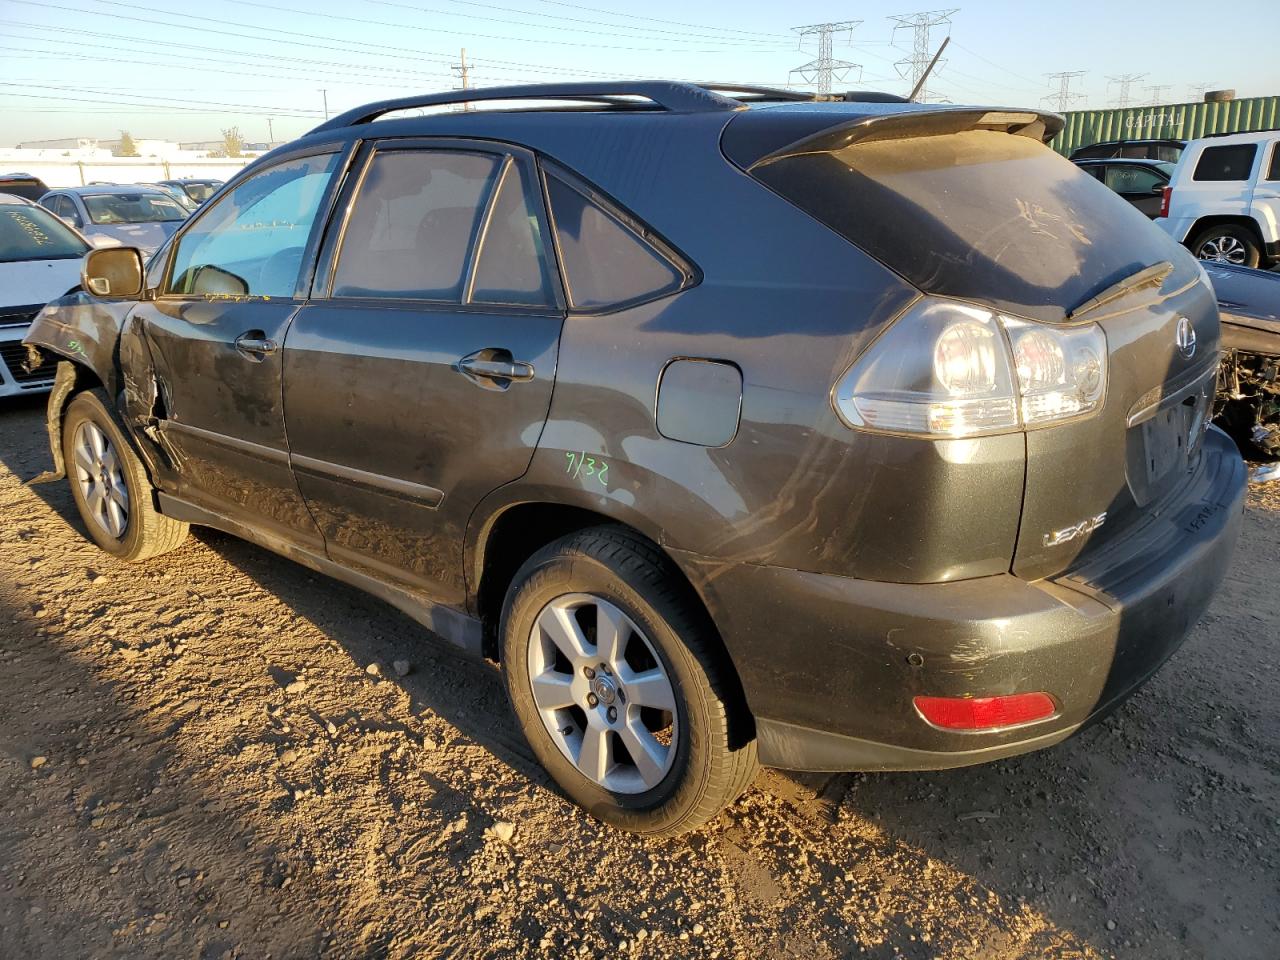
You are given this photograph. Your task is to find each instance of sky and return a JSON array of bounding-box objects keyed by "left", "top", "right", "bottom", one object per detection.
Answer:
[{"left": 1, "top": 0, "right": 1276, "bottom": 146}]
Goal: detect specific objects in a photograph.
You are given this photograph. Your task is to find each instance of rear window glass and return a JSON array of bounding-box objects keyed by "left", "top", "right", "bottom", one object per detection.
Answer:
[
  {"left": 546, "top": 176, "right": 682, "bottom": 311},
  {"left": 333, "top": 150, "right": 499, "bottom": 301},
  {"left": 0, "top": 204, "right": 88, "bottom": 262},
  {"left": 750, "top": 129, "right": 1184, "bottom": 322},
  {"left": 1193, "top": 144, "right": 1258, "bottom": 182},
  {"left": 0, "top": 179, "right": 47, "bottom": 202}
]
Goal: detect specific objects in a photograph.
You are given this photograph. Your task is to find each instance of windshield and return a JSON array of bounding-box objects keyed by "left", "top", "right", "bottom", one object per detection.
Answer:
[
  {"left": 0, "top": 204, "right": 89, "bottom": 262},
  {"left": 181, "top": 181, "right": 218, "bottom": 202},
  {"left": 750, "top": 129, "right": 1189, "bottom": 322},
  {"left": 84, "top": 193, "right": 188, "bottom": 225}
]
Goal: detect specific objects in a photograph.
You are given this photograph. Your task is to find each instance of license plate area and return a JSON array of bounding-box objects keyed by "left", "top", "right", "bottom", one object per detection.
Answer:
[{"left": 1126, "top": 379, "right": 1213, "bottom": 507}]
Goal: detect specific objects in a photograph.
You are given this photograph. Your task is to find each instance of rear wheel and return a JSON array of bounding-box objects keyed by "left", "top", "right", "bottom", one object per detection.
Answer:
[
  {"left": 1190, "top": 224, "right": 1262, "bottom": 268},
  {"left": 500, "top": 526, "right": 758, "bottom": 836},
  {"left": 62, "top": 389, "right": 188, "bottom": 561}
]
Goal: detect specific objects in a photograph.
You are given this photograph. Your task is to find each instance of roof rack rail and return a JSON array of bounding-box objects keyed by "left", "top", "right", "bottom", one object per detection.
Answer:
[
  {"left": 310, "top": 81, "right": 743, "bottom": 133},
  {"left": 698, "top": 84, "right": 910, "bottom": 104}
]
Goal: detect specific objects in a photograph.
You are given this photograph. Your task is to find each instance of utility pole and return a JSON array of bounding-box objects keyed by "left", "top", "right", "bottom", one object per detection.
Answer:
[
  {"left": 889, "top": 9, "right": 958, "bottom": 104},
  {"left": 267, "top": 116, "right": 274, "bottom": 145},
  {"left": 1186, "top": 81, "right": 1211, "bottom": 101},
  {"left": 1043, "top": 71, "right": 1086, "bottom": 112},
  {"left": 452, "top": 48, "right": 474, "bottom": 110},
  {"left": 318, "top": 89, "right": 329, "bottom": 120},
  {"left": 1144, "top": 83, "right": 1172, "bottom": 106},
  {"left": 789, "top": 21, "right": 862, "bottom": 96},
  {"left": 1107, "top": 73, "right": 1146, "bottom": 109}
]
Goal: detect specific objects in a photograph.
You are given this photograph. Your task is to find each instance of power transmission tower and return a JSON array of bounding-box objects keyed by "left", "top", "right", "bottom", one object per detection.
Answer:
[
  {"left": 1043, "top": 71, "right": 1086, "bottom": 112},
  {"left": 1107, "top": 73, "right": 1146, "bottom": 109},
  {"left": 889, "top": 9, "right": 957, "bottom": 104},
  {"left": 451, "top": 48, "right": 473, "bottom": 111},
  {"left": 1144, "top": 83, "right": 1172, "bottom": 106},
  {"left": 790, "top": 21, "right": 862, "bottom": 95},
  {"left": 1186, "top": 81, "right": 1212, "bottom": 101}
]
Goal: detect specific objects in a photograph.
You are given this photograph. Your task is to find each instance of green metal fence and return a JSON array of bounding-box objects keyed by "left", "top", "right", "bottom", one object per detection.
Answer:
[{"left": 1051, "top": 96, "right": 1280, "bottom": 155}]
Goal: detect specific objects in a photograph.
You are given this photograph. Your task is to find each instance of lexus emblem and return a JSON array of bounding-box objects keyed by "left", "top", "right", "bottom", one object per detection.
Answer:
[{"left": 1175, "top": 316, "right": 1197, "bottom": 359}]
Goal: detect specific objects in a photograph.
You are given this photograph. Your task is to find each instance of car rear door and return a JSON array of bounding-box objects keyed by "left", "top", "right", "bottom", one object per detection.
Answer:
[
  {"left": 282, "top": 138, "right": 563, "bottom": 607},
  {"left": 129, "top": 145, "right": 351, "bottom": 548}
]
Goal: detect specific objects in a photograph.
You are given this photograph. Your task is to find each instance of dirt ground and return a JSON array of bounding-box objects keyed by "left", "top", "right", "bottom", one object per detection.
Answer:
[{"left": 1, "top": 393, "right": 1277, "bottom": 960}]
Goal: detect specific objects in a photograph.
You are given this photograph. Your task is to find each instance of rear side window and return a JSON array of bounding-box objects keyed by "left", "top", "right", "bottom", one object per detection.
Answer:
[
  {"left": 750, "top": 129, "right": 1185, "bottom": 322},
  {"left": 469, "top": 159, "right": 553, "bottom": 307},
  {"left": 332, "top": 150, "right": 499, "bottom": 301},
  {"left": 1193, "top": 144, "right": 1258, "bottom": 182},
  {"left": 0, "top": 204, "right": 89, "bottom": 262},
  {"left": 1267, "top": 143, "right": 1280, "bottom": 182},
  {"left": 546, "top": 175, "right": 684, "bottom": 311}
]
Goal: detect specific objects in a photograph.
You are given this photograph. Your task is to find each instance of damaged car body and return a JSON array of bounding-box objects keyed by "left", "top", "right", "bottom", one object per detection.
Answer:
[
  {"left": 1204, "top": 262, "right": 1280, "bottom": 459},
  {"left": 24, "top": 82, "right": 1247, "bottom": 836}
]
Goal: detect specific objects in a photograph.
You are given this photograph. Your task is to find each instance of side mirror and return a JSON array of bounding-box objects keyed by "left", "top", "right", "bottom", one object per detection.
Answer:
[{"left": 82, "top": 246, "right": 144, "bottom": 299}]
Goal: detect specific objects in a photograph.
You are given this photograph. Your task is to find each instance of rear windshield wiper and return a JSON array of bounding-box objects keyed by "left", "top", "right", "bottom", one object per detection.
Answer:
[{"left": 1068, "top": 261, "right": 1174, "bottom": 322}]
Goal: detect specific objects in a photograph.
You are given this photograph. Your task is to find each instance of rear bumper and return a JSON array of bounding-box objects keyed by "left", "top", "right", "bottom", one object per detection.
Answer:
[{"left": 679, "top": 427, "right": 1247, "bottom": 771}]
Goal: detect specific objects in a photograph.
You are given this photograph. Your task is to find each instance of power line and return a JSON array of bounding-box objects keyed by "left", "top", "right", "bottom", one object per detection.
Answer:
[
  {"left": 889, "top": 9, "right": 958, "bottom": 103},
  {"left": 790, "top": 21, "right": 862, "bottom": 95},
  {"left": 1043, "top": 71, "right": 1086, "bottom": 112},
  {"left": 1186, "top": 81, "right": 1212, "bottom": 101},
  {"left": 1144, "top": 83, "right": 1172, "bottom": 106},
  {"left": 1107, "top": 73, "right": 1146, "bottom": 109},
  {"left": 512, "top": 0, "right": 786, "bottom": 39}
]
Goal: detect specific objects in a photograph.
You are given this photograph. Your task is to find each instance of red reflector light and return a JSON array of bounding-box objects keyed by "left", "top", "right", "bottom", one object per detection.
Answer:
[
  {"left": 913, "top": 692, "right": 1056, "bottom": 731},
  {"left": 1158, "top": 186, "right": 1172, "bottom": 218}
]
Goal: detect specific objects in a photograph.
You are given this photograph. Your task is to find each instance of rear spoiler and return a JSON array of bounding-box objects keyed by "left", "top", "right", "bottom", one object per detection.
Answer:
[{"left": 723, "top": 106, "right": 1065, "bottom": 172}]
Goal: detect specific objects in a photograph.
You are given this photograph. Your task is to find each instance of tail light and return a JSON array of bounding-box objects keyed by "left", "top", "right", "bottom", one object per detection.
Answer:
[
  {"left": 913, "top": 693, "right": 1057, "bottom": 730},
  {"left": 833, "top": 297, "right": 1108, "bottom": 439},
  {"left": 1158, "top": 186, "right": 1172, "bottom": 218}
]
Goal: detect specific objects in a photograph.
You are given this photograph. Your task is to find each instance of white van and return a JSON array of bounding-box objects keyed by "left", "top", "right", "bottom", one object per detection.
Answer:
[{"left": 1156, "top": 130, "right": 1280, "bottom": 268}]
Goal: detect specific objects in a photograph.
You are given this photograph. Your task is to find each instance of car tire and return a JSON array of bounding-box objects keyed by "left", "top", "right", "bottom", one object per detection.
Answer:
[
  {"left": 1190, "top": 225, "right": 1262, "bottom": 268},
  {"left": 61, "top": 389, "right": 189, "bottom": 562},
  {"left": 500, "top": 526, "right": 758, "bottom": 837}
]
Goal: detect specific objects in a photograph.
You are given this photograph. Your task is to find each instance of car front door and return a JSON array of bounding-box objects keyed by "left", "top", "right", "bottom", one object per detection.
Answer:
[
  {"left": 128, "top": 146, "right": 350, "bottom": 548},
  {"left": 282, "top": 139, "right": 564, "bottom": 607}
]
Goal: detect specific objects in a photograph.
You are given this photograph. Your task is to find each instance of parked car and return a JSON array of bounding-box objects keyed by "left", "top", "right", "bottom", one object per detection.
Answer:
[
  {"left": 1156, "top": 130, "right": 1280, "bottom": 268},
  {"left": 0, "top": 172, "right": 51, "bottom": 202},
  {"left": 1070, "top": 138, "right": 1186, "bottom": 163},
  {"left": 157, "top": 178, "right": 222, "bottom": 205},
  {"left": 0, "top": 194, "right": 93, "bottom": 397},
  {"left": 25, "top": 82, "right": 1245, "bottom": 836},
  {"left": 38, "top": 186, "right": 188, "bottom": 257},
  {"left": 1074, "top": 158, "right": 1175, "bottom": 217},
  {"left": 1204, "top": 261, "right": 1280, "bottom": 458}
]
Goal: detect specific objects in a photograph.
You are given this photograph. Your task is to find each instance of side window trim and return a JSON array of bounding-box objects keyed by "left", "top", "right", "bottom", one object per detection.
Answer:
[
  {"left": 154, "top": 141, "right": 356, "bottom": 302},
  {"left": 310, "top": 136, "right": 565, "bottom": 313},
  {"left": 539, "top": 160, "right": 701, "bottom": 315}
]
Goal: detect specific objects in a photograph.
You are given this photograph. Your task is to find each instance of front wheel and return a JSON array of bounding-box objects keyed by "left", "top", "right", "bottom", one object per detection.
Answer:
[
  {"left": 62, "top": 389, "right": 189, "bottom": 561},
  {"left": 1190, "top": 225, "right": 1262, "bottom": 268},
  {"left": 500, "top": 527, "right": 758, "bottom": 837}
]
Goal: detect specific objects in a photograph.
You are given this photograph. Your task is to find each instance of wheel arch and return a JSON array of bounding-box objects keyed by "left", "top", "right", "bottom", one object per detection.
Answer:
[
  {"left": 469, "top": 499, "right": 756, "bottom": 745},
  {"left": 1186, "top": 214, "right": 1266, "bottom": 247}
]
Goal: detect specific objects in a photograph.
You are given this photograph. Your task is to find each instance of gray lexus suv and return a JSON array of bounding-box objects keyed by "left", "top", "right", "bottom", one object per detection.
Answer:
[{"left": 24, "top": 83, "right": 1246, "bottom": 836}]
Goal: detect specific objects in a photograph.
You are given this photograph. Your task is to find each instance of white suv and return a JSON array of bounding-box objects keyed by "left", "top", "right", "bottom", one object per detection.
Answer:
[{"left": 1156, "top": 130, "right": 1280, "bottom": 269}]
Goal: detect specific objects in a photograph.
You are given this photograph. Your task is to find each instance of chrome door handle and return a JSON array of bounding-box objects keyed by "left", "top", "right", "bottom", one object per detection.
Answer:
[
  {"left": 454, "top": 349, "right": 535, "bottom": 388},
  {"left": 234, "top": 332, "right": 278, "bottom": 360}
]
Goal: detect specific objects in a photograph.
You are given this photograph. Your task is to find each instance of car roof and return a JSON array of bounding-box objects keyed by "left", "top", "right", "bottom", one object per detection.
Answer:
[
  {"left": 53, "top": 185, "right": 172, "bottom": 196},
  {"left": 1188, "top": 129, "right": 1280, "bottom": 147},
  {"left": 1073, "top": 157, "right": 1170, "bottom": 166}
]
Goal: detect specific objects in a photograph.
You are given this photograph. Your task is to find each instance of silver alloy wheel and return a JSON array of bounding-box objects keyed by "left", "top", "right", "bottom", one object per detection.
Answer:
[
  {"left": 71, "top": 420, "right": 129, "bottom": 539},
  {"left": 1198, "top": 234, "right": 1248, "bottom": 264},
  {"left": 527, "top": 593, "right": 678, "bottom": 794}
]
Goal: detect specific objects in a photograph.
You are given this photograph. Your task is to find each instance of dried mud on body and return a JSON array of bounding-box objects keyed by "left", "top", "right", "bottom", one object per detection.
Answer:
[{"left": 0, "top": 395, "right": 1277, "bottom": 960}]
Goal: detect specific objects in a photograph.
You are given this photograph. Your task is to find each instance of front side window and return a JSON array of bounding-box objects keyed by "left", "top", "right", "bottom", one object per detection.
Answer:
[
  {"left": 167, "top": 152, "right": 339, "bottom": 299},
  {"left": 0, "top": 203, "right": 89, "bottom": 263},
  {"left": 1193, "top": 144, "right": 1258, "bottom": 182},
  {"left": 332, "top": 150, "right": 499, "bottom": 301},
  {"left": 85, "top": 193, "right": 187, "bottom": 225},
  {"left": 545, "top": 174, "right": 683, "bottom": 311},
  {"left": 1104, "top": 165, "right": 1164, "bottom": 194}
]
